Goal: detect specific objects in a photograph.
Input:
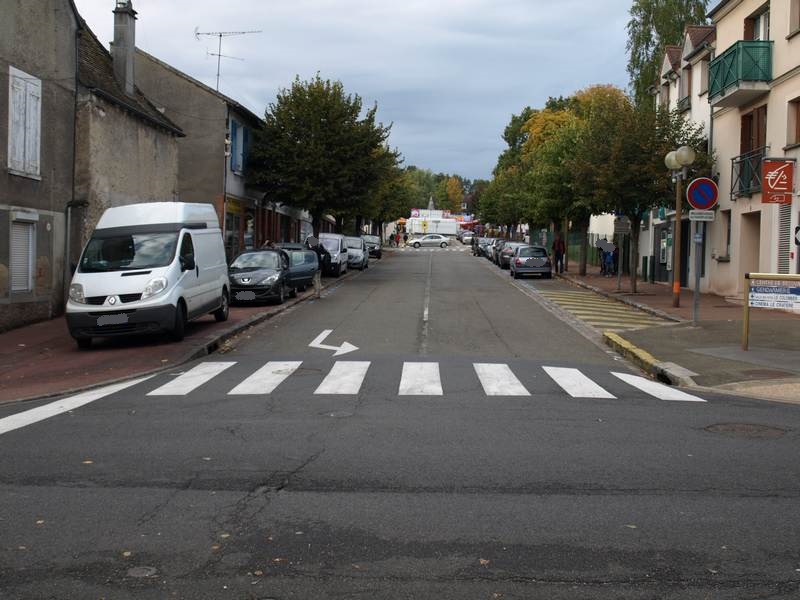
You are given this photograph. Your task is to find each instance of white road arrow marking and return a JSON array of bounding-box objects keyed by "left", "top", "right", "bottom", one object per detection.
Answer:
[{"left": 308, "top": 329, "right": 359, "bottom": 357}]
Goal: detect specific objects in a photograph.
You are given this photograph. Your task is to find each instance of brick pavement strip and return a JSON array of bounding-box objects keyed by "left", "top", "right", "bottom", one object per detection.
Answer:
[{"left": 0, "top": 270, "right": 360, "bottom": 404}]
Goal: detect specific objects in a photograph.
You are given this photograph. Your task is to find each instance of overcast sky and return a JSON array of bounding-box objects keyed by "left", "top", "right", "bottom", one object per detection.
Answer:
[{"left": 74, "top": 0, "right": 631, "bottom": 181}]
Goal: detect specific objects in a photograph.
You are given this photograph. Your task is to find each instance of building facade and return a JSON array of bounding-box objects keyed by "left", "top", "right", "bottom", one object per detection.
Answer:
[
  {"left": 0, "top": 0, "right": 79, "bottom": 331},
  {"left": 71, "top": 1, "right": 182, "bottom": 267},
  {"left": 134, "top": 50, "right": 313, "bottom": 258},
  {"left": 706, "top": 0, "right": 800, "bottom": 297}
]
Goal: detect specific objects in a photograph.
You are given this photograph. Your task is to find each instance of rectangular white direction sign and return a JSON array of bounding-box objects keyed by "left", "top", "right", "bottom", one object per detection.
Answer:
[
  {"left": 689, "top": 210, "right": 715, "bottom": 221},
  {"left": 748, "top": 281, "right": 800, "bottom": 312}
]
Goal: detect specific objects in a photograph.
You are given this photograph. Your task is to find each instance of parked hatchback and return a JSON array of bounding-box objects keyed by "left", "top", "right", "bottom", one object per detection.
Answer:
[
  {"left": 510, "top": 245, "right": 552, "bottom": 279},
  {"left": 228, "top": 249, "right": 293, "bottom": 305},
  {"left": 362, "top": 234, "right": 382, "bottom": 259},
  {"left": 408, "top": 234, "right": 448, "bottom": 248},
  {"left": 285, "top": 248, "right": 320, "bottom": 291},
  {"left": 345, "top": 236, "right": 369, "bottom": 270},
  {"left": 498, "top": 242, "right": 528, "bottom": 269}
]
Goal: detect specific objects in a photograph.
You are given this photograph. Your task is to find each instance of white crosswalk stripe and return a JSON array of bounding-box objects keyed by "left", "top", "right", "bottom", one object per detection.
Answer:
[
  {"left": 314, "top": 361, "right": 371, "bottom": 395},
  {"left": 229, "top": 361, "right": 302, "bottom": 395},
  {"left": 611, "top": 372, "right": 706, "bottom": 402},
  {"left": 474, "top": 363, "right": 530, "bottom": 396},
  {"left": 543, "top": 366, "right": 616, "bottom": 398},
  {"left": 399, "top": 362, "right": 443, "bottom": 395},
  {"left": 147, "top": 362, "right": 235, "bottom": 396}
]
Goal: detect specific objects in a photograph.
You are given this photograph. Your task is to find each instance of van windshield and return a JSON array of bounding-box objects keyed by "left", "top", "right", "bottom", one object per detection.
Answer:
[
  {"left": 321, "top": 238, "right": 339, "bottom": 252},
  {"left": 79, "top": 233, "right": 179, "bottom": 273}
]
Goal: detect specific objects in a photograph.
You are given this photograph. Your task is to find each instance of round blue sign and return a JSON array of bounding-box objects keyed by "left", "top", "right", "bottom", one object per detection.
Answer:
[{"left": 686, "top": 177, "right": 719, "bottom": 210}]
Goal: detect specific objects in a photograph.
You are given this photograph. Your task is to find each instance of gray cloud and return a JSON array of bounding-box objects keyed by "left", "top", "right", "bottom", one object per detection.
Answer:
[{"left": 74, "top": 0, "right": 630, "bottom": 179}]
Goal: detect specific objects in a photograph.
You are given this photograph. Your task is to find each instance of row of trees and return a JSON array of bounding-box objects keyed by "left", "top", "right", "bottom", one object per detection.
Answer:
[
  {"left": 247, "top": 74, "right": 474, "bottom": 237},
  {"left": 478, "top": 86, "right": 711, "bottom": 291}
]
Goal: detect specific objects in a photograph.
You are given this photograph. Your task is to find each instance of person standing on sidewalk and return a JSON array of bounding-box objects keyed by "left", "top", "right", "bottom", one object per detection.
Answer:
[
  {"left": 403, "top": 232, "right": 409, "bottom": 247},
  {"left": 306, "top": 237, "right": 328, "bottom": 299},
  {"left": 552, "top": 233, "right": 566, "bottom": 274}
]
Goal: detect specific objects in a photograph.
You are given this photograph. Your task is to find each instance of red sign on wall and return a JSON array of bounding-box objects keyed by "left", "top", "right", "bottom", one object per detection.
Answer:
[{"left": 762, "top": 159, "right": 795, "bottom": 204}]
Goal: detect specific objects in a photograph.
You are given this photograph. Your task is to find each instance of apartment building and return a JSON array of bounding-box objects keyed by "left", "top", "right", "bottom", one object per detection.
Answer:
[{"left": 707, "top": 0, "right": 800, "bottom": 297}]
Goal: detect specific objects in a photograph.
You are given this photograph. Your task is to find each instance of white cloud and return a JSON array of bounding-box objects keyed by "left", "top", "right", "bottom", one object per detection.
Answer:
[{"left": 74, "top": 0, "right": 630, "bottom": 179}]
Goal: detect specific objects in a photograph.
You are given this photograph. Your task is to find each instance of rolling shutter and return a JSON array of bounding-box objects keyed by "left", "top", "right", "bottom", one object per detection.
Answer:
[
  {"left": 10, "top": 221, "right": 34, "bottom": 292},
  {"left": 778, "top": 204, "right": 791, "bottom": 274}
]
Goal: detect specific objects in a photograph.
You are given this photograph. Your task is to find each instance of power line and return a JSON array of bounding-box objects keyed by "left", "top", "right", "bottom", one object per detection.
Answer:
[{"left": 194, "top": 27, "right": 261, "bottom": 92}]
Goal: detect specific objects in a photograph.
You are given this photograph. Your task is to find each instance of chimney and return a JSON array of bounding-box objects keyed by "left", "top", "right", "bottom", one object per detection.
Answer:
[{"left": 111, "top": 0, "right": 137, "bottom": 96}]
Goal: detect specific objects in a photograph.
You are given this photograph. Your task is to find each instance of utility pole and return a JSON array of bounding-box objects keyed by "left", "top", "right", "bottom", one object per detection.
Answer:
[{"left": 194, "top": 27, "right": 261, "bottom": 91}]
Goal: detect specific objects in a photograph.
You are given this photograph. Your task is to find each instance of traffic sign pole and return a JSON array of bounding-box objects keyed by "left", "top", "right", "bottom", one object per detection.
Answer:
[
  {"left": 685, "top": 178, "right": 718, "bottom": 319},
  {"left": 693, "top": 221, "right": 703, "bottom": 326}
]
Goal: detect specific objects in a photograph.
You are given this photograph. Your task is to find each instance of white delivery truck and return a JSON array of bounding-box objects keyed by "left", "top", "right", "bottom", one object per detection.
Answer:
[
  {"left": 406, "top": 218, "right": 458, "bottom": 236},
  {"left": 66, "top": 203, "right": 229, "bottom": 348}
]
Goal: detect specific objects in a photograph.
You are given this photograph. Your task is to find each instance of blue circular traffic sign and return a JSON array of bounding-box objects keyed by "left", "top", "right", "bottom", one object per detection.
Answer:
[{"left": 686, "top": 177, "right": 718, "bottom": 210}]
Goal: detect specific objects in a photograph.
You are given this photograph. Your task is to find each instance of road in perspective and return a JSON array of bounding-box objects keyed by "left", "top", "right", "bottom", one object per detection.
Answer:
[{"left": 2, "top": 247, "right": 799, "bottom": 599}]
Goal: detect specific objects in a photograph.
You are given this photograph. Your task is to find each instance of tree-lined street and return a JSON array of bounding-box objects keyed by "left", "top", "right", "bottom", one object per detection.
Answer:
[{"left": 2, "top": 249, "right": 799, "bottom": 599}]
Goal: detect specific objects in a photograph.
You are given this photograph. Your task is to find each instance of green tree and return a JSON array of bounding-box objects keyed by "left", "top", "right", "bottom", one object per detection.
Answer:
[
  {"left": 248, "top": 74, "right": 398, "bottom": 236},
  {"left": 446, "top": 176, "right": 464, "bottom": 213},
  {"left": 494, "top": 106, "right": 535, "bottom": 175},
  {"left": 626, "top": 0, "right": 708, "bottom": 106}
]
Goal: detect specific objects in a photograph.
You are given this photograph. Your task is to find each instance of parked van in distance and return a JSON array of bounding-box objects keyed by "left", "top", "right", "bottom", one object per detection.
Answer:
[
  {"left": 66, "top": 202, "right": 229, "bottom": 348},
  {"left": 317, "top": 233, "right": 349, "bottom": 276}
]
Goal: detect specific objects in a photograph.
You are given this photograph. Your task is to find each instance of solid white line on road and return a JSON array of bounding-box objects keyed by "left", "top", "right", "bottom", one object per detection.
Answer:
[
  {"left": 229, "top": 361, "right": 302, "bottom": 395},
  {"left": 399, "top": 362, "right": 443, "bottom": 396},
  {"left": 543, "top": 366, "right": 616, "bottom": 398},
  {"left": 474, "top": 363, "right": 530, "bottom": 396},
  {"left": 611, "top": 372, "right": 706, "bottom": 402},
  {"left": 0, "top": 375, "right": 155, "bottom": 436},
  {"left": 147, "top": 362, "right": 235, "bottom": 396},
  {"left": 314, "top": 361, "right": 371, "bottom": 395}
]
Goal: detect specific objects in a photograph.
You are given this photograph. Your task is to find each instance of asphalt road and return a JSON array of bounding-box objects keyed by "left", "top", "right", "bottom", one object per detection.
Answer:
[{"left": 1, "top": 246, "right": 800, "bottom": 599}]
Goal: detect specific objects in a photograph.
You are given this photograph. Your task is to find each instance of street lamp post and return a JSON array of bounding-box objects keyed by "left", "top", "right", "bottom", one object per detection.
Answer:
[{"left": 664, "top": 146, "right": 696, "bottom": 308}]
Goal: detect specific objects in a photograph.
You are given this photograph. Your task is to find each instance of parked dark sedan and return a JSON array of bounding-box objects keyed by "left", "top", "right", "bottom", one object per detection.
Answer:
[
  {"left": 285, "top": 248, "right": 320, "bottom": 291},
  {"left": 228, "top": 249, "right": 293, "bottom": 305},
  {"left": 362, "top": 235, "right": 382, "bottom": 259},
  {"left": 498, "top": 242, "right": 528, "bottom": 269}
]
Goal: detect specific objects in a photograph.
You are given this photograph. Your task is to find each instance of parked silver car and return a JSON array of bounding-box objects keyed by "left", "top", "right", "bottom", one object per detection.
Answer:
[
  {"left": 407, "top": 234, "right": 449, "bottom": 248},
  {"left": 509, "top": 245, "right": 552, "bottom": 279}
]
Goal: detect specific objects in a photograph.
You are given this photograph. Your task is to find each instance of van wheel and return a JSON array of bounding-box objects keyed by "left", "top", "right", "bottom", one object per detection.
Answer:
[
  {"left": 170, "top": 302, "right": 186, "bottom": 341},
  {"left": 213, "top": 290, "right": 229, "bottom": 322},
  {"left": 76, "top": 337, "right": 92, "bottom": 350}
]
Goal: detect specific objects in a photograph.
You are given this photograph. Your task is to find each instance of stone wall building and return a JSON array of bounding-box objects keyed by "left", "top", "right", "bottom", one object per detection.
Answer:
[
  {"left": 70, "top": 1, "right": 183, "bottom": 267},
  {"left": 0, "top": 0, "right": 79, "bottom": 331}
]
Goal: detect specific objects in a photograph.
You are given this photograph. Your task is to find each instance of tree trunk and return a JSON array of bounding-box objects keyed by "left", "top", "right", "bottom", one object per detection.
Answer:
[
  {"left": 335, "top": 216, "right": 344, "bottom": 234},
  {"left": 355, "top": 215, "right": 363, "bottom": 235},
  {"left": 312, "top": 213, "right": 322, "bottom": 238},
  {"left": 629, "top": 216, "right": 641, "bottom": 294},
  {"left": 577, "top": 218, "right": 590, "bottom": 276}
]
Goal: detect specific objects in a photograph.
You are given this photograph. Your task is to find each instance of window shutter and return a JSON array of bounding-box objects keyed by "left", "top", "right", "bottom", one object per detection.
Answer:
[
  {"left": 242, "top": 127, "right": 249, "bottom": 172},
  {"left": 230, "top": 121, "right": 239, "bottom": 171},
  {"left": 8, "top": 71, "right": 26, "bottom": 172},
  {"left": 24, "top": 77, "right": 41, "bottom": 176},
  {"left": 10, "top": 222, "right": 34, "bottom": 292}
]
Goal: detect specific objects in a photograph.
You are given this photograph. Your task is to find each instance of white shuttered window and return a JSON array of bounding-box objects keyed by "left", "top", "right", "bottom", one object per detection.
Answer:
[
  {"left": 7, "top": 66, "right": 41, "bottom": 177},
  {"left": 10, "top": 221, "right": 35, "bottom": 293}
]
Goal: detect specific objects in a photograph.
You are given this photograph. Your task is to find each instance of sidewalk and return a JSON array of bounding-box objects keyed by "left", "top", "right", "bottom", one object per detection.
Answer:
[
  {"left": 558, "top": 265, "right": 800, "bottom": 404},
  {"left": 0, "top": 274, "right": 352, "bottom": 404}
]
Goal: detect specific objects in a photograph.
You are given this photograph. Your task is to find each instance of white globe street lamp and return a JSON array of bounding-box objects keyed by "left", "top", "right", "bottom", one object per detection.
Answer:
[{"left": 665, "top": 146, "right": 696, "bottom": 308}]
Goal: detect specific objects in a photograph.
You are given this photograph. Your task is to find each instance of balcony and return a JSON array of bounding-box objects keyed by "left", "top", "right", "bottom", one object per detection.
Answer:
[
  {"left": 730, "top": 146, "right": 767, "bottom": 200},
  {"left": 677, "top": 95, "right": 691, "bottom": 113},
  {"left": 709, "top": 41, "right": 772, "bottom": 108}
]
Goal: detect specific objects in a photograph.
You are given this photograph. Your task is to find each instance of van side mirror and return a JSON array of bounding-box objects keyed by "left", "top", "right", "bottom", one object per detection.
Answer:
[{"left": 180, "top": 255, "right": 196, "bottom": 271}]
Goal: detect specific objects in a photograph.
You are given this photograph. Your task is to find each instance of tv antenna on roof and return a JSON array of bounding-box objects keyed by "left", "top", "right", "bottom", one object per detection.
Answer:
[{"left": 194, "top": 27, "right": 261, "bottom": 91}]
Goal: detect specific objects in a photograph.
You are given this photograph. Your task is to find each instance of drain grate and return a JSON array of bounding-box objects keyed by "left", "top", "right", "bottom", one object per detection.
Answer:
[{"left": 705, "top": 423, "right": 787, "bottom": 439}]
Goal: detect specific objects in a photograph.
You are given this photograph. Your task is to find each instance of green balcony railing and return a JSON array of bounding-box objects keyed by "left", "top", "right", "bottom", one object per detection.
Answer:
[
  {"left": 709, "top": 41, "right": 772, "bottom": 101},
  {"left": 731, "top": 146, "right": 767, "bottom": 200}
]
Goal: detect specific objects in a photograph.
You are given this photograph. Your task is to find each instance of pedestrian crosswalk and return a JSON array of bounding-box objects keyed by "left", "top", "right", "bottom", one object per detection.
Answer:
[
  {"left": 536, "top": 290, "right": 669, "bottom": 331},
  {"left": 139, "top": 359, "right": 705, "bottom": 402}
]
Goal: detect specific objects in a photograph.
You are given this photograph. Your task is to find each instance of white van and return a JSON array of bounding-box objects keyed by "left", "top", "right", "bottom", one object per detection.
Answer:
[
  {"left": 66, "top": 203, "right": 229, "bottom": 348},
  {"left": 317, "top": 233, "right": 349, "bottom": 276}
]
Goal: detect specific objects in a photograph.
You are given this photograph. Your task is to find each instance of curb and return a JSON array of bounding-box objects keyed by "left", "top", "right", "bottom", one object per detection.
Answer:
[
  {"left": 602, "top": 331, "right": 695, "bottom": 387},
  {"left": 4, "top": 268, "right": 363, "bottom": 405},
  {"left": 556, "top": 272, "right": 683, "bottom": 323}
]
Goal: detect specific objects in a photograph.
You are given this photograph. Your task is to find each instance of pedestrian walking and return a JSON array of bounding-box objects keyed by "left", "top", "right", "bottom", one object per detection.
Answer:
[
  {"left": 306, "top": 236, "right": 328, "bottom": 299},
  {"left": 403, "top": 233, "right": 408, "bottom": 247},
  {"left": 551, "top": 233, "right": 566, "bottom": 274},
  {"left": 603, "top": 249, "right": 614, "bottom": 277}
]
